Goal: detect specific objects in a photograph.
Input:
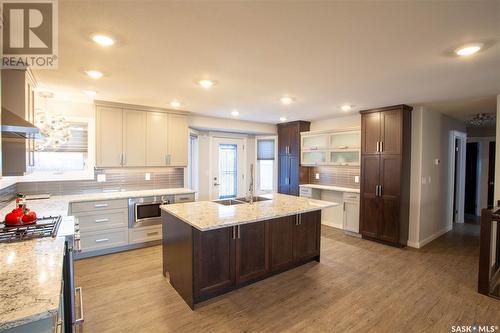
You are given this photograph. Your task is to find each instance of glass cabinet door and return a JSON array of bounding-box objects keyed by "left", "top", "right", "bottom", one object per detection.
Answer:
[
  {"left": 302, "top": 135, "right": 329, "bottom": 150},
  {"left": 302, "top": 151, "right": 327, "bottom": 165},
  {"left": 330, "top": 132, "right": 360, "bottom": 149},
  {"left": 330, "top": 151, "right": 360, "bottom": 166}
]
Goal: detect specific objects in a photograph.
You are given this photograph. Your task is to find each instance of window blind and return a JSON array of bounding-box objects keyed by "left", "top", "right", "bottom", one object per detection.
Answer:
[
  {"left": 37, "top": 122, "right": 88, "bottom": 153},
  {"left": 257, "top": 139, "right": 275, "bottom": 160}
]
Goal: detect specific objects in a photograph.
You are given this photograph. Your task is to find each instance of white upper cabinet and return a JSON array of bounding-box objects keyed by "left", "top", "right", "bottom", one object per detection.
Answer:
[
  {"left": 300, "top": 130, "right": 361, "bottom": 166},
  {"left": 330, "top": 131, "right": 360, "bottom": 149},
  {"left": 96, "top": 106, "right": 123, "bottom": 167},
  {"left": 302, "top": 134, "right": 329, "bottom": 150},
  {"left": 146, "top": 112, "right": 168, "bottom": 166},
  {"left": 167, "top": 114, "right": 188, "bottom": 166},
  {"left": 122, "top": 109, "right": 147, "bottom": 167},
  {"left": 96, "top": 102, "right": 188, "bottom": 168}
]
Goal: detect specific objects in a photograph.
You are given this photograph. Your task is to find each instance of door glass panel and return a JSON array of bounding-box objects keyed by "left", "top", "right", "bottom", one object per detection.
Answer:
[
  {"left": 303, "top": 135, "right": 329, "bottom": 150},
  {"left": 219, "top": 144, "right": 238, "bottom": 199},
  {"left": 330, "top": 132, "right": 360, "bottom": 149},
  {"left": 330, "top": 151, "right": 359, "bottom": 165},
  {"left": 302, "top": 151, "right": 327, "bottom": 165}
]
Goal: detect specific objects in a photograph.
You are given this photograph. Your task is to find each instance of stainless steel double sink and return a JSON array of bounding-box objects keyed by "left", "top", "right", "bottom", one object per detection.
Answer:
[{"left": 214, "top": 196, "right": 271, "bottom": 206}]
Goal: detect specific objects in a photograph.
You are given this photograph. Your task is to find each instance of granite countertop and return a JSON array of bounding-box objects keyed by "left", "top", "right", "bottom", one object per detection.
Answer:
[
  {"left": 0, "top": 217, "right": 74, "bottom": 332},
  {"left": 160, "top": 193, "right": 338, "bottom": 231},
  {"left": 299, "top": 184, "right": 360, "bottom": 193},
  {"left": 0, "top": 187, "right": 194, "bottom": 331}
]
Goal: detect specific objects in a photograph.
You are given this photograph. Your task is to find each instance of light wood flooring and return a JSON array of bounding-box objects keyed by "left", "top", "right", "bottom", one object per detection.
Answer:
[{"left": 75, "top": 224, "right": 499, "bottom": 333}]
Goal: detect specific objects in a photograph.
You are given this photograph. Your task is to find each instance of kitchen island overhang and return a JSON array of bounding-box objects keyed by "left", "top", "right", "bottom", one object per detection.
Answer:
[{"left": 160, "top": 193, "right": 337, "bottom": 309}]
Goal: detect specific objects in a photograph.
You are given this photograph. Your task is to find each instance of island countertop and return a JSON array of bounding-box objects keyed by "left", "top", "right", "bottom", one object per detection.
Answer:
[{"left": 160, "top": 193, "right": 338, "bottom": 231}]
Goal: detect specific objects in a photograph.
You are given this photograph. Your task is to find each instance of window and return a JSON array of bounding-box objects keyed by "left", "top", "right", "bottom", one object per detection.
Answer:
[
  {"left": 219, "top": 144, "right": 238, "bottom": 199},
  {"left": 33, "top": 121, "right": 88, "bottom": 171},
  {"left": 256, "top": 138, "right": 276, "bottom": 193}
]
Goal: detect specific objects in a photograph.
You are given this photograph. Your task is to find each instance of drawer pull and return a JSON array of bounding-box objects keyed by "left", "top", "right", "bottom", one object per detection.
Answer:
[
  {"left": 147, "top": 232, "right": 159, "bottom": 236},
  {"left": 95, "top": 238, "right": 109, "bottom": 243},
  {"left": 95, "top": 218, "right": 109, "bottom": 223},
  {"left": 94, "top": 203, "right": 109, "bottom": 208}
]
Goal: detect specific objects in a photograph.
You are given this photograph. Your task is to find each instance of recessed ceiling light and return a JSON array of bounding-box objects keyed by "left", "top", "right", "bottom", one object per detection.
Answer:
[
  {"left": 279, "top": 116, "right": 287, "bottom": 122},
  {"left": 83, "top": 90, "right": 97, "bottom": 97},
  {"left": 92, "top": 34, "right": 114, "bottom": 47},
  {"left": 198, "top": 79, "right": 215, "bottom": 89},
  {"left": 170, "top": 100, "right": 181, "bottom": 108},
  {"left": 455, "top": 43, "right": 483, "bottom": 56},
  {"left": 341, "top": 104, "right": 352, "bottom": 111},
  {"left": 231, "top": 110, "right": 239, "bottom": 117},
  {"left": 280, "top": 96, "right": 294, "bottom": 105},
  {"left": 86, "top": 70, "right": 103, "bottom": 79}
]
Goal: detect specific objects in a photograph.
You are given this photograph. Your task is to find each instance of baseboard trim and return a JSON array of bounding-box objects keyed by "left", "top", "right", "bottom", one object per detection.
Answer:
[{"left": 407, "top": 224, "right": 453, "bottom": 249}]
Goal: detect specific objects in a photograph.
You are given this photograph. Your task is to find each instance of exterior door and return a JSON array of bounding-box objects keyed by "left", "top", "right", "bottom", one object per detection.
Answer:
[
  {"left": 361, "top": 112, "right": 381, "bottom": 155},
  {"left": 96, "top": 106, "right": 123, "bottom": 167},
  {"left": 380, "top": 110, "right": 402, "bottom": 155},
  {"left": 360, "top": 155, "right": 380, "bottom": 238},
  {"left": 211, "top": 137, "right": 245, "bottom": 200},
  {"left": 194, "top": 227, "right": 235, "bottom": 298},
  {"left": 235, "top": 221, "right": 269, "bottom": 283},
  {"left": 269, "top": 216, "right": 295, "bottom": 271},
  {"left": 122, "top": 109, "right": 147, "bottom": 166},
  {"left": 293, "top": 211, "right": 320, "bottom": 261}
]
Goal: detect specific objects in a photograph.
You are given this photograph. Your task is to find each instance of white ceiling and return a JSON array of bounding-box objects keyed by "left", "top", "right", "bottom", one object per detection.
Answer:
[{"left": 35, "top": 1, "right": 500, "bottom": 124}]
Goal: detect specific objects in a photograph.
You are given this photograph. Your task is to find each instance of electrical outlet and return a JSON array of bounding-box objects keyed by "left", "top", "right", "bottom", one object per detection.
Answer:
[
  {"left": 145, "top": 173, "right": 151, "bottom": 181},
  {"left": 97, "top": 174, "right": 106, "bottom": 182},
  {"left": 354, "top": 176, "right": 359, "bottom": 183},
  {"left": 315, "top": 173, "right": 320, "bottom": 180}
]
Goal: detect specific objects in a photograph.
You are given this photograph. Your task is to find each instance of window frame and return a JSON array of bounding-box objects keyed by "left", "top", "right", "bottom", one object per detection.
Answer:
[{"left": 255, "top": 135, "right": 278, "bottom": 194}]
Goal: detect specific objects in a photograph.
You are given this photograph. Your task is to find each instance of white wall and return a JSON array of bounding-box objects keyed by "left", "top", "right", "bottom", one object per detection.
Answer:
[
  {"left": 189, "top": 114, "right": 276, "bottom": 135},
  {"left": 408, "top": 107, "right": 466, "bottom": 248},
  {"left": 309, "top": 114, "right": 360, "bottom": 131}
]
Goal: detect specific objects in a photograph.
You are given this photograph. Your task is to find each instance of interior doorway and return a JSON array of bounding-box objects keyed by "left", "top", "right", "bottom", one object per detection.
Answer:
[
  {"left": 449, "top": 131, "right": 467, "bottom": 224},
  {"left": 465, "top": 142, "right": 479, "bottom": 216},
  {"left": 487, "top": 141, "right": 496, "bottom": 209}
]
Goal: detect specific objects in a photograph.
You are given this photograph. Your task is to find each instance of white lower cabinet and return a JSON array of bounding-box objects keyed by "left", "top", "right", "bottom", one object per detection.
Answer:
[
  {"left": 343, "top": 193, "right": 360, "bottom": 234},
  {"left": 80, "top": 228, "right": 129, "bottom": 252},
  {"left": 129, "top": 225, "right": 162, "bottom": 244}
]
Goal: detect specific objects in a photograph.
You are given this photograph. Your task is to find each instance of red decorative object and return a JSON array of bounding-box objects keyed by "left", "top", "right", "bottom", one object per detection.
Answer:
[{"left": 4, "top": 193, "right": 37, "bottom": 226}]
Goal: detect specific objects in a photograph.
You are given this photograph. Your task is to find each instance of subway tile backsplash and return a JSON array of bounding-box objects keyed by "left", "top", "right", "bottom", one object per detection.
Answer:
[
  {"left": 13, "top": 167, "right": 184, "bottom": 198},
  {"left": 305, "top": 165, "right": 360, "bottom": 189}
]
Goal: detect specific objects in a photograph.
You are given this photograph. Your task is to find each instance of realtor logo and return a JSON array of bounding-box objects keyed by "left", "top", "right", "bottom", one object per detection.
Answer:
[{"left": 1, "top": 0, "right": 58, "bottom": 68}]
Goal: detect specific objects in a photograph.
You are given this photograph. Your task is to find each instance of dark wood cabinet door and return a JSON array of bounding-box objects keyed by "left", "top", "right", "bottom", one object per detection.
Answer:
[
  {"left": 293, "top": 211, "right": 320, "bottom": 261},
  {"left": 236, "top": 221, "right": 269, "bottom": 284},
  {"left": 194, "top": 227, "right": 235, "bottom": 298},
  {"left": 379, "top": 198, "right": 400, "bottom": 243},
  {"left": 278, "top": 125, "right": 290, "bottom": 155},
  {"left": 380, "top": 110, "right": 402, "bottom": 155},
  {"left": 269, "top": 216, "right": 295, "bottom": 271},
  {"left": 289, "top": 155, "right": 300, "bottom": 196},
  {"left": 379, "top": 155, "right": 402, "bottom": 243},
  {"left": 278, "top": 154, "right": 290, "bottom": 194},
  {"left": 360, "top": 155, "right": 380, "bottom": 238},
  {"left": 289, "top": 124, "right": 300, "bottom": 156},
  {"left": 361, "top": 112, "right": 381, "bottom": 154}
]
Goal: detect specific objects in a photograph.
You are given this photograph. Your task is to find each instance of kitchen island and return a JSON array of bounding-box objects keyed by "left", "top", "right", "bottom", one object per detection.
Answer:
[{"left": 160, "top": 193, "right": 337, "bottom": 309}]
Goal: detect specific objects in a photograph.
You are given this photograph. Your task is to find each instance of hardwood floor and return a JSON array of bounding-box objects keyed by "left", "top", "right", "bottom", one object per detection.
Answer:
[{"left": 75, "top": 224, "right": 499, "bottom": 333}]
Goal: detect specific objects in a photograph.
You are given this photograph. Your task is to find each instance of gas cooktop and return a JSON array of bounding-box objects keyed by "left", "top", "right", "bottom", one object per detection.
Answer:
[{"left": 0, "top": 216, "right": 62, "bottom": 243}]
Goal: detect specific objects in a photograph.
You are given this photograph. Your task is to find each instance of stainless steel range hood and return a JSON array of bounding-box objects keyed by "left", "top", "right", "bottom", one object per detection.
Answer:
[{"left": 1, "top": 107, "right": 39, "bottom": 138}]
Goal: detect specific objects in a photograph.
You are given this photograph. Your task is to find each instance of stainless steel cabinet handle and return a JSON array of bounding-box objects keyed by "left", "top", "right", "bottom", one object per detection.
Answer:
[
  {"left": 380, "top": 141, "right": 383, "bottom": 152},
  {"left": 295, "top": 215, "right": 298, "bottom": 225},
  {"left": 75, "top": 237, "right": 82, "bottom": 252},
  {"left": 232, "top": 226, "right": 236, "bottom": 239},
  {"left": 120, "top": 153, "right": 124, "bottom": 165},
  {"left": 123, "top": 153, "right": 127, "bottom": 165},
  {"left": 75, "top": 287, "right": 84, "bottom": 325},
  {"left": 299, "top": 215, "right": 302, "bottom": 225},
  {"left": 376, "top": 142, "right": 380, "bottom": 152},
  {"left": 94, "top": 203, "right": 108, "bottom": 208},
  {"left": 379, "top": 185, "right": 383, "bottom": 196},
  {"left": 147, "top": 232, "right": 159, "bottom": 236},
  {"left": 95, "top": 218, "right": 109, "bottom": 223},
  {"left": 237, "top": 225, "right": 241, "bottom": 239},
  {"left": 95, "top": 238, "right": 109, "bottom": 243}
]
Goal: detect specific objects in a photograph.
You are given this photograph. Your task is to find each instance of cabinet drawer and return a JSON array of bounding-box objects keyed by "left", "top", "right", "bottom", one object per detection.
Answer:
[
  {"left": 71, "top": 199, "right": 128, "bottom": 213},
  {"left": 343, "top": 192, "right": 360, "bottom": 201},
  {"left": 174, "top": 193, "right": 195, "bottom": 203},
  {"left": 75, "top": 209, "right": 128, "bottom": 232},
  {"left": 129, "top": 225, "right": 162, "bottom": 244},
  {"left": 80, "top": 228, "right": 128, "bottom": 252}
]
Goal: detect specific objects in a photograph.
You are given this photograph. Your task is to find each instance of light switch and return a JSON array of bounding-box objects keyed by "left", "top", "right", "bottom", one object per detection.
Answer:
[
  {"left": 315, "top": 173, "right": 320, "bottom": 180},
  {"left": 145, "top": 173, "right": 151, "bottom": 181},
  {"left": 421, "top": 177, "right": 427, "bottom": 185},
  {"left": 97, "top": 174, "right": 106, "bottom": 182},
  {"left": 354, "top": 176, "right": 359, "bottom": 183}
]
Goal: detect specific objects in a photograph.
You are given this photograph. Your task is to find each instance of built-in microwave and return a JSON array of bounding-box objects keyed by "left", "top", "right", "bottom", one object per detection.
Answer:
[{"left": 128, "top": 195, "right": 174, "bottom": 228}]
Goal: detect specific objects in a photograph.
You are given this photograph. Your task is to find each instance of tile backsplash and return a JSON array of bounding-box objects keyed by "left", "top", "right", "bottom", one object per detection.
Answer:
[
  {"left": 303, "top": 165, "right": 360, "bottom": 189},
  {"left": 0, "top": 168, "right": 184, "bottom": 209}
]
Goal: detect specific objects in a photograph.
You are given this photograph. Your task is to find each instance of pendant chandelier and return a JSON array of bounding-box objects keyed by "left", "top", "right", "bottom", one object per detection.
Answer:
[{"left": 466, "top": 113, "right": 496, "bottom": 128}]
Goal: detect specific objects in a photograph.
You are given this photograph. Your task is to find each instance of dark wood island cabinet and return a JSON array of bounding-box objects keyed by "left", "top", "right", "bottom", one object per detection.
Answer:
[{"left": 162, "top": 209, "right": 322, "bottom": 309}]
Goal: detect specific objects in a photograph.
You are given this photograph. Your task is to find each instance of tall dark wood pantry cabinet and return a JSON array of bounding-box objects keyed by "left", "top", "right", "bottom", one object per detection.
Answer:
[
  {"left": 359, "top": 105, "right": 412, "bottom": 247},
  {"left": 277, "top": 121, "right": 310, "bottom": 196}
]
